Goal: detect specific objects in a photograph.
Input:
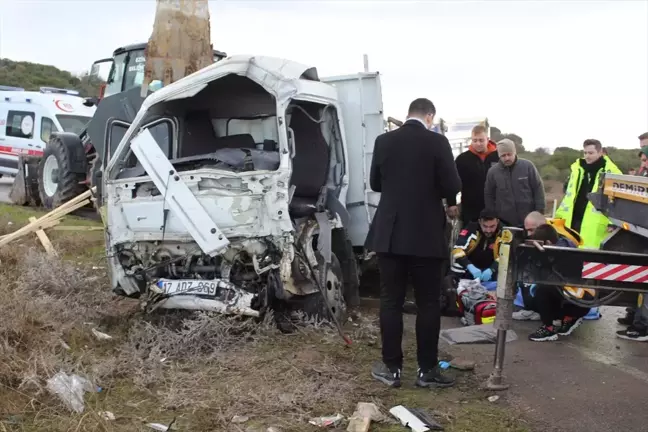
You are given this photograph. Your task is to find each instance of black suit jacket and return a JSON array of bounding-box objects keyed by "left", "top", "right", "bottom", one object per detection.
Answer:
[{"left": 364, "top": 120, "right": 462, "bottom": 258}]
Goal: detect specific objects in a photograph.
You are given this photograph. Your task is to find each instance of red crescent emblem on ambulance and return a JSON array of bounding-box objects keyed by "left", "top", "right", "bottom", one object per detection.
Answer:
[{"left": 54, "top": 100, "right": 74, "bottom": 112}]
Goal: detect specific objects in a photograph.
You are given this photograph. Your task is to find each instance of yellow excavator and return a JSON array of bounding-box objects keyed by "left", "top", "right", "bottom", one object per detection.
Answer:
[{"left": 11, "top": 0, "right": 223, "bottom": 209}]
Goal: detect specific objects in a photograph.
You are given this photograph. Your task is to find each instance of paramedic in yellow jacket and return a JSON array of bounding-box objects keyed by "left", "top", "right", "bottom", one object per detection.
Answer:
[
  {"left": 527, "top": 224, "right": 593, "bottom": 342},
  {"left": 555, "top": 139, "right": 622, "bottom": 249},
  {"left": 451, "top": 209, "right": 501, "bottom": 282}
]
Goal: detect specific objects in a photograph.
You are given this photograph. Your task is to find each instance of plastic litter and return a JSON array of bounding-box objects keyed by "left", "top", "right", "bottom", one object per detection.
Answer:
[
  {"left": 440, "top": 323, "right": 518, "bottom": 345},
  {"left": 488, "top": 395, "right": 500, "bottom": 402},
  {"left": 231, "top": 415, "right": 249, "bottom": 423},
  {"left": 91, "top": 328, "right": 113, "bottom": 340},
  {"left": 438, "top": 361, "right": 450, "bottom": 370},
  {"left": 99, "top": 411, "right": 115, "bottom": 421},
  {"left": 390, "top": 405, "right": 444, "bottom": 431},
  {"left": 45, "top": 372, "right": 99, "bottom": 413},
  {"left": 309, "top": 414, "right": 344, "bottom": 427}
]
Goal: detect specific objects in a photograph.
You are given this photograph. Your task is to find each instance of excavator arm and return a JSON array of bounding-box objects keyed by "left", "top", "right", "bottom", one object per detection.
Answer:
[{"left": 141, "top": 0, "right": 215, "bottom": 97}]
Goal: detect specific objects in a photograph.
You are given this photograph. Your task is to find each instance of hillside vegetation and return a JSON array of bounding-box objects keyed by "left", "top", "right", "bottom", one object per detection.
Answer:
[
  {"left": 1, "top": 58, "right": 641, "bottom": 182},
  {"left": 0, "top": 58, "right": 104, "bottom": 97},
  {"left": 490, "top": 126, "right": 641, "bottom": 182}
]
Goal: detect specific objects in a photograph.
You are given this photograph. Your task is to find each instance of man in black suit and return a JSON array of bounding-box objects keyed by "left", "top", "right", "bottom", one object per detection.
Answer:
[{"left": 366, "top": 98, "right": 461, "bottom": 388}]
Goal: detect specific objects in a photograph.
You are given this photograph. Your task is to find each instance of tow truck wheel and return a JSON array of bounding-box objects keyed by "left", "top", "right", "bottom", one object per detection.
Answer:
[{"left": 38, "top": 135, "right": 86, "bottom": 209}]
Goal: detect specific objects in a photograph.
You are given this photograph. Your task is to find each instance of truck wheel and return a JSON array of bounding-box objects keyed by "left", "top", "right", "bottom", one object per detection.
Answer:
[
  {"left": 38, "top": 135, "right": 86, "bottom": 209},
  {"left": 292, "top": 253, "right": 348, "bottom": 324}
]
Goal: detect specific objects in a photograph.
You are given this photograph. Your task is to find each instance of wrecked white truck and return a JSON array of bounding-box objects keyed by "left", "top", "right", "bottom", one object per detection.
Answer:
[{"left": 93, "top": 55, "right": 385, "bottom": 323}]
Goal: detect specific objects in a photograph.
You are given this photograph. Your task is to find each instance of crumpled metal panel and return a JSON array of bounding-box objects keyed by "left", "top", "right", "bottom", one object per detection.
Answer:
[{"left": 141, "top": 0, "right": 214, "bottom": 97}]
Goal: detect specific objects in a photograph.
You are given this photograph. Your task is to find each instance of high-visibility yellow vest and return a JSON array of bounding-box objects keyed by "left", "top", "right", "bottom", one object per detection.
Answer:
[{"left": 555, "top": 156, "right": 621, "bottom": 249}]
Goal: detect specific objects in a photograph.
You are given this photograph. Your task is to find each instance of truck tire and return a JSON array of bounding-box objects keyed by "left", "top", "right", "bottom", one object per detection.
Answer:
[
  {"left": 291, "top": 253, "right": 348, "bottom": 324},
  {"left": 38, "top": 135, "right": 86, "bottom": 209}
]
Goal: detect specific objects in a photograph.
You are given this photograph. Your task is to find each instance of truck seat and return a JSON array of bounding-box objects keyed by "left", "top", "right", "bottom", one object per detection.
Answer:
[{"left": 287, "top": 107, "right": 329, "bottom": 217}]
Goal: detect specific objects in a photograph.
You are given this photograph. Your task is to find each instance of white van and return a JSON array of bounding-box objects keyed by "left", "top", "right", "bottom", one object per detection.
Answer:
[{"left": 0, "top": 86, "right": 96, "bottom": 176}]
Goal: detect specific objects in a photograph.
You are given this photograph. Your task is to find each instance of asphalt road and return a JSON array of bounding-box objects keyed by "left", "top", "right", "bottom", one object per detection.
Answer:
[{"left": 443, "top": 307, "right": 648, "bottom": 432}]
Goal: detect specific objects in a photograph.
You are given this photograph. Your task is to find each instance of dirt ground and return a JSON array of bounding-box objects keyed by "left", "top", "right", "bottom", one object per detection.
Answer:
[
  {"left": 0, "top": 204, "right": 530, "bottom": 432},
  {"left": 544, "top": 180, "right": 564, "bottom": 216}
]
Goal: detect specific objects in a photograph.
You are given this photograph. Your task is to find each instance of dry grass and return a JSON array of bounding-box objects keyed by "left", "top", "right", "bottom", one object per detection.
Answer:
[{"left": 0, "top": 204, "right": 530, "bottom": 432}]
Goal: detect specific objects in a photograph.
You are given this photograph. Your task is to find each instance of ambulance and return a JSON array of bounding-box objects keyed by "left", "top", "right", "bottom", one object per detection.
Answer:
[{"left": 0, "top": 85, "right": 96, "bottom": 177}]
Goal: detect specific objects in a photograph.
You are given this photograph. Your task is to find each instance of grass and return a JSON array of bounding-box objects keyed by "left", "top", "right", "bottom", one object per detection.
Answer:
[{"left": 0, "top": 202, "right": 531, "bottom": 432}]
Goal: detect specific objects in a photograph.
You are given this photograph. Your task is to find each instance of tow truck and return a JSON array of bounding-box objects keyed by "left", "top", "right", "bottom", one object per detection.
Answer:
[{"left": 486, "top": 172, "right": 648, "bottom": 389}]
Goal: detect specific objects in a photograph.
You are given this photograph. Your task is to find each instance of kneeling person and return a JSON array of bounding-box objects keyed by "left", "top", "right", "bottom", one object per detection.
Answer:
[
  {"left": 528, "top": 224, "right": 592, "bottom": 342},
  {"left": 451, "top": 210, "right": 501, "bottom": 282}
]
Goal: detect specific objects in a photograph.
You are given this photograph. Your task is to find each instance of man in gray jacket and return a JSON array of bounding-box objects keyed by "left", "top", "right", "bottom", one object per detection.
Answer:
[{"left": 484, "top": 139, "right": 545, "bottom": 227}]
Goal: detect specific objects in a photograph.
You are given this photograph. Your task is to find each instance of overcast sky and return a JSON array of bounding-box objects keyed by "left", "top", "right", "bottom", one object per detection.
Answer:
[{"left": 1, "top": 0, "right": 647, "bottom": 150}]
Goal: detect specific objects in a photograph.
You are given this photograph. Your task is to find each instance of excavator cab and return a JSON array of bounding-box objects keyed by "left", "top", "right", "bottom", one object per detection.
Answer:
[{"left": 90, "top": 43, "right": 227, "bottom": 100}]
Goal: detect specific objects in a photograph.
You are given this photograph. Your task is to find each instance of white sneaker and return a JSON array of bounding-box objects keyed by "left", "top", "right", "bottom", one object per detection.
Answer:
[{"left": 513, "top": 310, "right": 541, "bottom": 321}]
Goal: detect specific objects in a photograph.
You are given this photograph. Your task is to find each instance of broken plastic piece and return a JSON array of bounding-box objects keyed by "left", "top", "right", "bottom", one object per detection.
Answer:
[
  {"left": 46, "top": 372, "right": 98, "bottom": 413},
  {"left": 309, "top": 414, "right": 344, "bottom": 427},
  {"left": 231, "top": 415, "right": 249, "bottom": 423},
  {"left": 92, "top": 328, "right": 113, "bottom": 340},
  {"left": 390, "top": 405, "right": 444, "bottom": 431},
  {"left": 390, "top": 405, "right": 432, "bottom": 432}
]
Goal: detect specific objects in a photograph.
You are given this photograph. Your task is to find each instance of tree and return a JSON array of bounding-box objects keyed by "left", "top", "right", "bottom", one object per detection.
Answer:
[
  {"left": 490, "top": 125, "right": 525, "bottom": 153},
  {"left": 0, "top": 58, "right": 104, "bottom": 97}
]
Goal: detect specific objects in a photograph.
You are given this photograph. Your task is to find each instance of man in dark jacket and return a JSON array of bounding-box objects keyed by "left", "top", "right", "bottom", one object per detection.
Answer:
[
  {"left": 366, "top": 98, "right": 461, "bottom": 389},
  {"left": 484, "top": 139, "right": 545, "bottom": 227},
  {"left": 446, "top": 125, "right": 499, "bottom": 226}
]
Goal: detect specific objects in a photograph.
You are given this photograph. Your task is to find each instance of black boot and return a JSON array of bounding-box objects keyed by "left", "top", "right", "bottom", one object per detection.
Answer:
[{"left": 415, "top": 366, "right": 455, "bottom": 388}]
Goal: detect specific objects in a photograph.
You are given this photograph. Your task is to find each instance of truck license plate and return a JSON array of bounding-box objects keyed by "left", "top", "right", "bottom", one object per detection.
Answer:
[{"left": 156, "top": 279, "right": 218, "bottom": 296}]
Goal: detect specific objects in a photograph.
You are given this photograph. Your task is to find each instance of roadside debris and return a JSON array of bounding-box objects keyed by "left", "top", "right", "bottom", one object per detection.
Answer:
[
  {"left": 449, "top": 358, "right": 476, "bottom": 371},
  {"left": 0, "top": 188, "right": 96, "bottom": 254},
  {"left": 146, "top": 418, "right": 176, "bottom": 431},
  {"left": 232, "top": 415, "right": 250, "bottom": 424},
  {"left": 347, "top": 402, "right": 388, "bottom": 432},
  {"left": 488, "top": 395, "right": 500, "bottom": 403},
  {"left": 389, "top": 405, "right": 444, "bottom": 431},
  {"left": 439, "top": 323, "right": 518, "bottom": 345},
  {"left": 99, "top": 411, "right": 116, "bottom": 421},
  {"left": 309, "top": 414, "right": 344, "bottom": 427},
  {"left": 91, "top": 328, "right": 113, "bottom": 340},
  {"left": 46, "top": 372, "right": 99, "bottom": 413}
]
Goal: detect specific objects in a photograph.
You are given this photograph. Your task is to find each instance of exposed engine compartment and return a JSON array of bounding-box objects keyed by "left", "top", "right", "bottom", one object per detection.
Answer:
[{"left": 115, "top": 238, "right": 283, "bottom": 316}]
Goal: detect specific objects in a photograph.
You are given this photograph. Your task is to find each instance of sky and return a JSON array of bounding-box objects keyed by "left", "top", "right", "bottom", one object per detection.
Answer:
[{"left": 1, "top": 0, "right": 647, "bottom": 151}]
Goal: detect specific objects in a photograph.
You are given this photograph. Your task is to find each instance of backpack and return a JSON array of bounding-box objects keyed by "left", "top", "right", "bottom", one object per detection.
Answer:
[{"left": 457, "top": 280, "right": 497, "bottom": 326}]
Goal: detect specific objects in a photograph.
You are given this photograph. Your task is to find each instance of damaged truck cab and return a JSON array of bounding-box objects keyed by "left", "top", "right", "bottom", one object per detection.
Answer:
[{"left": 101, "top": 56, "right": 383, "bottom": 322}]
